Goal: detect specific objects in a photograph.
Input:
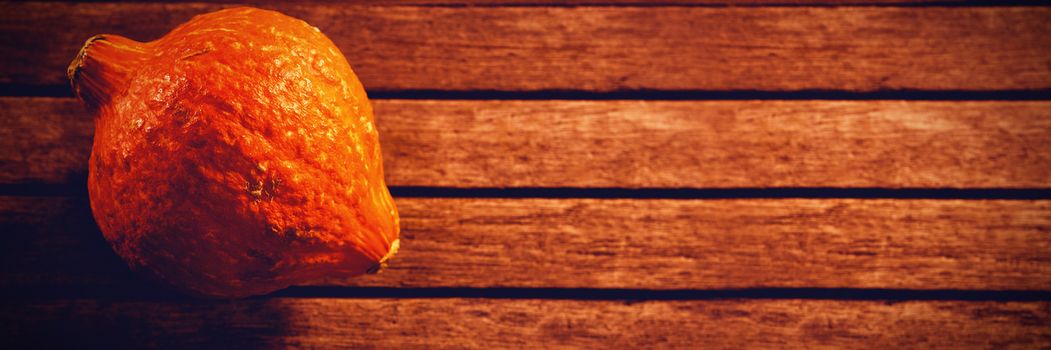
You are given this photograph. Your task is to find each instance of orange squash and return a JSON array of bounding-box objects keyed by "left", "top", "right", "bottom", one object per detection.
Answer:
[{"left": 68, "top": 7, "right": 399, "bottom": 298}]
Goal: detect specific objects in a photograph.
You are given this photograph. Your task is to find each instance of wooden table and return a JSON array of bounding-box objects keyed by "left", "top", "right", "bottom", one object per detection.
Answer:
[{"left": 2, "top": 1, "right": 1050, "bottom": 348}]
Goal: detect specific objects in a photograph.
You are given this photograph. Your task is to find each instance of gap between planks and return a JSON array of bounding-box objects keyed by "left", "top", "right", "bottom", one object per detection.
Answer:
[
  {"left": 2, "top": 3, "right": 1050, "bottom": 91},
  {"left": 3, "top": 97, "right": 1050, "bottom": 188}
]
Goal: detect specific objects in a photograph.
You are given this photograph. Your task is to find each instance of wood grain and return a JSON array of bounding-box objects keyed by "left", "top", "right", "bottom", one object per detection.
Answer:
[
  {"left": 4, "top": 196, "right": 1050, "bottom": 290},
  {"left": 2, "top": 3, "right": 1050, "bottom": 91},
  {"left": 16, "top": 0, "right": 998, "bottom": 5},
  {"left": 2, "top": 298, "right": 1049, "bottom": 349},
  {"left": 5, "top": 97, "right": 1051, "bottom": 188},
  {"left": 0, "top": 98, "right": 93, "bottom": 186},
  {"left": 379, "top": 100, "right": 1051, "bottom": 188}
]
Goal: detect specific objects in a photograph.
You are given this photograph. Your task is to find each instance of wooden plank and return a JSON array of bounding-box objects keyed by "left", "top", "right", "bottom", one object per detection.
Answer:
[
  {"left": 2, "top": 298, "right": 1049, "bottom": 348},
  {"left": 379, "top": 100, "right": 1051, "bottom": 188},
  {"left": 0, "top": 98, "right": 93, "bottom": 186},
  {"left": 0, "top": 196, "right": 137, "bottom": 289},
  {"left": 4, "top": 97, "right": 1051, "bottom": 188},
  {"left": 3, "top": 196, "right": 1050, "bottom": 290},
  {"left": 17, "top": 0, "right": 996, "bottom": 5},
  {"left": 2, "top": 3, "right": 1050, "bottom": 91}
]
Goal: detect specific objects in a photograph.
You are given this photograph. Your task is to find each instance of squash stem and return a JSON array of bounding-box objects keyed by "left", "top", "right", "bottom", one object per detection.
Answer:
[{"left": 68, "top": 35, "right": 147, "bottom": 113}]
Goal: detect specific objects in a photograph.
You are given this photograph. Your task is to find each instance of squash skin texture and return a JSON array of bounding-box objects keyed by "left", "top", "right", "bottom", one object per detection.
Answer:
[{"left": 71, "top": 7, "right": 399, "bottom": 298}]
